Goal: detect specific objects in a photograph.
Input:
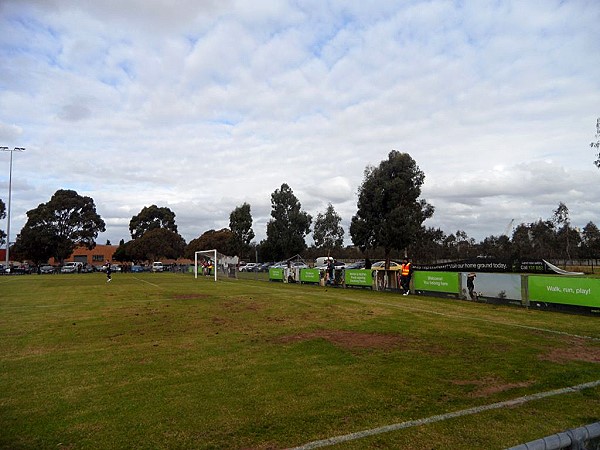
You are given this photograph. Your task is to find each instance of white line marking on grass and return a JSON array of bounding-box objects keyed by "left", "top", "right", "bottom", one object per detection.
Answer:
[
  {"left": 289, "top": 379, "right": 600, "bottom": 449},
  {"left": 132, "top": 276, "right": 161, "bottom": 288},
  {"left": 367, "top": 299, "right": 600, "bottom": 342}
]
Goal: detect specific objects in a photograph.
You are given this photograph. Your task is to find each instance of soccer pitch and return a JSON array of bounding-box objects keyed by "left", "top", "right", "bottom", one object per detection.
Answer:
[{"left": 1, "top": 272, "right": 599, "bottom": 449}]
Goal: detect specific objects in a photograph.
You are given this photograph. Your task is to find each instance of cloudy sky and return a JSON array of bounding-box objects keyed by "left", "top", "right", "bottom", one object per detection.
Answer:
[{"left": 1, "top": 0, "right": 599, "bottom": 250}]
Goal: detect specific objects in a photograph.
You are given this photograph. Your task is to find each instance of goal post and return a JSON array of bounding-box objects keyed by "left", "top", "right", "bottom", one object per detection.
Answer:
[{"left": 194, "top": 249, "right": 238, "bottom": 281}]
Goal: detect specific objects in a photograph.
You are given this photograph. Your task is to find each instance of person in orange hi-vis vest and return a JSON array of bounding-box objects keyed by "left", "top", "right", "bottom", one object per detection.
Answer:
[{"left": 399, "top": 257, "right": 413, "bottom": 295}]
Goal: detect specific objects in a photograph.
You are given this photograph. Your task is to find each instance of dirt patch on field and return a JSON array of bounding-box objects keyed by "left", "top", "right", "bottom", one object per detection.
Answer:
[
  {"left": 222, "top": 297, "right": 262, "bottom": 312},
  {"left": 172, "top": 293, "right": 210, "bottom": 300},
  {"left": 452, "top": 377, "right": 533, "bottom": 398},
  {"left": 211, "top": 316, "right": 231, "bottom": 326},
  {"left": 275, "top": 330, "right": 411, "bottom": 351},
  {"left": 540, "top": 337, "right": 600, "bottom": 364}
]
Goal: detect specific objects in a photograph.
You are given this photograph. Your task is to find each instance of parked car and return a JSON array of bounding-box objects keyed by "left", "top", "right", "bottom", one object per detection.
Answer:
[
  {"left": 9, "top": 264, "right": 31, "bottom": 274},
  {"left": 240, "top": 263, "right": 259, "bottom": 272},
  {"left": 61, "top": 262, "right": 83, "bottom": 273},
  {"left": 39, "top": 265, "right": 55, "bottom": 274},
  {"left": 270, "top": 261, "right": 309, "bottom": 270},
  {"left": 371, "top": 260, "right": 402, "bottom": 270},
  {"left": 257, "top": 262, "right": 272, "bottom": 272},
  {"left": 131, "top": 265, "right": 144, "bottom": 273},
  {"left": 315, "top": 256, "right": 334, "bottom": 266},
  {"left": 152, "top": 262, "right": 164, "bottom": 272},
  {"left": 345, "top": 260, "right": 366, "bottom": 269},
  {"left": 99, "top": 263, "right": 117, "bottom": 272},
  {"left": 316, "top": 261, "right": 346, "bottom": 270}
]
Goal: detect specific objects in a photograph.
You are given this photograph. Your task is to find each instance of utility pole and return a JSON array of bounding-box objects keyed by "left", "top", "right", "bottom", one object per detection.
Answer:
[{"left": 1, "top": 147, "right": 26, "bottom": 269}]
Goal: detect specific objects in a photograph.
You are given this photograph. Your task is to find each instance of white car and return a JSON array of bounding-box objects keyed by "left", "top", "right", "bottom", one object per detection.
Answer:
[
  {"left": 315, "top": 256, "right": 334, "bottom": 266},
  {"left": 371, "top": 260, "right": 402, "bottom": 270},
  {"left": 316, "top": 261, "right": 346, "bottom": 270},
  {"left": 152, "top": 262, "right": 164, "bottom": 272},
  {"left": 240, "top": 263, "right": 259, "bottom": 272},
  {"left": 61, "top": 262, "right": 83, "bottom": 273}
]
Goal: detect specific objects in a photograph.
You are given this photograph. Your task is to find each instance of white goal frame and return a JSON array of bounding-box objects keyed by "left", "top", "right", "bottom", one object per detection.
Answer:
[{"left": 195, "top": 250, "right": 218, "bottom": 282}]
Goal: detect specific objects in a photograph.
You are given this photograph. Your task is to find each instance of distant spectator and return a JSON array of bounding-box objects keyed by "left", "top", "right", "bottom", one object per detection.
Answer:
[
  {"left": 327, "top": 259, "right": 335, "bottom": 286},
  {"left": 106, "top": 261, "right": 112, "bottom": 283},
  {"left": 467, "top": 272, "right": 478, "bottom": 301}
]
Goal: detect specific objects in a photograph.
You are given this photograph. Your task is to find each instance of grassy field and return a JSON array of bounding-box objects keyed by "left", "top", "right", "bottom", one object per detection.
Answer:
[{"left": 1, "top": 272, "right": 599, "bottom": 449}]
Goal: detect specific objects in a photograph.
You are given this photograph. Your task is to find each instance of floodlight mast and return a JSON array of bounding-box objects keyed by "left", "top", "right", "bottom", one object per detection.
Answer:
[{"left": 1, "top": 147, "right": 25, "bottom": 269}]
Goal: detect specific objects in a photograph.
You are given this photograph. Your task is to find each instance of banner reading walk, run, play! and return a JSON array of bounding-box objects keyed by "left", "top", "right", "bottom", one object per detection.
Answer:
[{"left": 528, "top": 276, "right": 600, "bottom": 308}]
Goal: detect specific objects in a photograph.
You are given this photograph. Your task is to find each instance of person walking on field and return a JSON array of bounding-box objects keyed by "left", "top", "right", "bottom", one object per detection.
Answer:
[
  {"left": 399, "top": 257, "right": 413, "bottom": 295},
  {"left": 106, "top": 261, "right": 112, "bottom": 283}
]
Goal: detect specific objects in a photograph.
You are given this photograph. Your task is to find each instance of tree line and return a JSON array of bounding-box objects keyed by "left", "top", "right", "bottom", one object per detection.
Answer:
[{"left": 3, "top": 150, "right": 599, "bottom": 265}]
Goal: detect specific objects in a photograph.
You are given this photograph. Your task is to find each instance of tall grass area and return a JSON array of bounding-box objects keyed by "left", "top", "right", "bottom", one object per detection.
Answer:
[{"left": 1, "top": 272, "right": 599, "bottom": 449}]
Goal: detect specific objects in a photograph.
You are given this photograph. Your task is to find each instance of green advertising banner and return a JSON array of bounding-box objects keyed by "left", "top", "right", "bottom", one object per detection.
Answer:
[
  {"left": 345, "top": 269, "right": 373, "bottom": 287},
  {"left": 528, "top": 276, "right": 600, "bottom": 307},
  {"left": 413, "top": 271, "right": 459, "bottom": 293},
  {"left": 300, "top": 268, "right": 321, "bottom": 284},
  {"left": 269, "top": 267, "right": 284, "bottom": 281}
]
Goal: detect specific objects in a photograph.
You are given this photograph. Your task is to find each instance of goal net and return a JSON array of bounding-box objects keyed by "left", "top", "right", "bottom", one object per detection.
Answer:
[{"left": 194, "top": 249, "right": 238, "bottom": 281}]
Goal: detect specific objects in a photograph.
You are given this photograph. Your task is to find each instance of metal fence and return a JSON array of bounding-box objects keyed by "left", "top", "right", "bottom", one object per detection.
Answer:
[{"left": 507, "top": 422, "right": 600, "bottom": 450}]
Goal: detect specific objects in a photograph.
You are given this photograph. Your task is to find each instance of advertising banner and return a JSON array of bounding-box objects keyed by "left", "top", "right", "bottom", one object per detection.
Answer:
[
  {"left": 528, "top": 276, "right": 600, "bottom": 307},
  {"left": 415, "top": 259, "right": 512, "bottom": 273},
  {"left": 269, "top": 267, "right": 284, "bottom": 281},
  {"left": 300, "top": 268, "right": 320, "bottom": 284},
  {"left": 413, "top": 271, "right": 459, "bottom": 293},
  {"left": 414, "top": 259, "right": 557, "bottom": 274},
  {"left": 345, "top": 269, "right": 373, "bottom": 287},
  {"left": 461, "top": 272, "right": 523, "bottom": 302}
]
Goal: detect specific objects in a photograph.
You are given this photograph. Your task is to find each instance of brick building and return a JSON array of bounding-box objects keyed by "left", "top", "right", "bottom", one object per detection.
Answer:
[{"left": 49, "top": 244, "right": 117, "bottom": 267}]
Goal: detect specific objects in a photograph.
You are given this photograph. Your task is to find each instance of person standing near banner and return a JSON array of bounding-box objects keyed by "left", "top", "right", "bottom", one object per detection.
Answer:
[
  {"left": 467, "top": 272, "right": 478, "bottom": 301},
  {"left": 326, "top": 258, "right": 335, "bottom": 286},
  {"left": 400, "top": 257, "right": 413, "bottom": 295}
]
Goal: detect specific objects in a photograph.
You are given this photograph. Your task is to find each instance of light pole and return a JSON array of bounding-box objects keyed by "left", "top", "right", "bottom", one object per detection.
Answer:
[{"left": 1, "top": 146, "right": 25, "bottom": 269}]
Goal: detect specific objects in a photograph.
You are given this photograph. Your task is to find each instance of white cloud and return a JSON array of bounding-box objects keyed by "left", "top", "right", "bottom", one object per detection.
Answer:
[
  {"left": 1, "top": 0, "right": 599, "bottom": 250},
  {"left": 0, "top": 123, "right": 23, "bottom": 141}
]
